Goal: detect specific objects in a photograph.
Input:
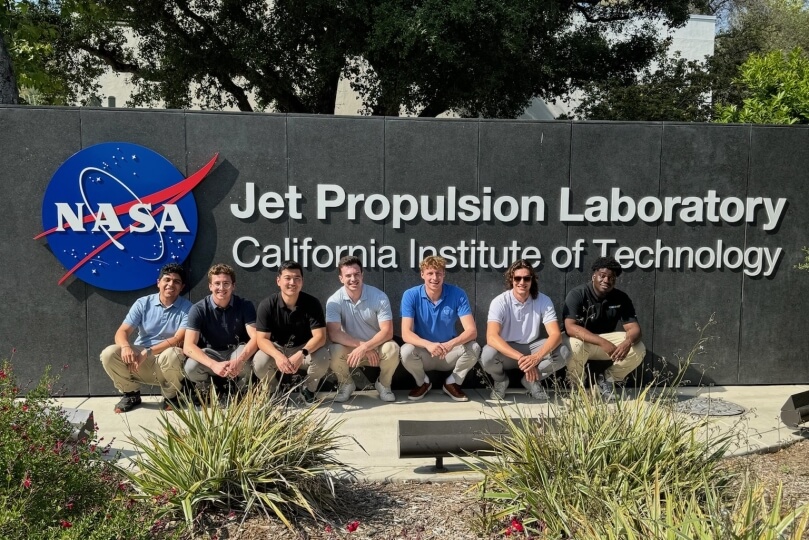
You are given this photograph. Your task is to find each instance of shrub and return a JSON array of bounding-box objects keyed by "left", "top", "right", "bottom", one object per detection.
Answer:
[
  {"left": 123, "top": 383, "right": 351, "bottom": 530},
  {"left": 466, "top": 323, "right": 809, "bottom": 539},
  {"left": 0, "top": 359, "right": 161, "bottom": 539}
]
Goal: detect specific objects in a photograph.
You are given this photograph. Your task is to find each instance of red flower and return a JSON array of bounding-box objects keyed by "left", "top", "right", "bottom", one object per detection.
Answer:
[
  {"left": 22, "top": 475, "right": 31, "bottom": 488},
  {"left": 60, "top": 520, "right": 72, "bottom": 528},
  {"left": 324, "top": 525, "right": 333, "bottom": 533},
  {"left": 510, "top": 518, "right": 524, "bottom": 533},
  {"left": 0, "top": 369, "right": 6, "bottom": 379},
  {"left": 504, "top": 528, "right": 512, "bottom": 536},
  {"left": 21, "top": 404, "right": 28, "bottom": 412},
  {"left": 346, "top": 520, "right": 360, "bottom": 532}
]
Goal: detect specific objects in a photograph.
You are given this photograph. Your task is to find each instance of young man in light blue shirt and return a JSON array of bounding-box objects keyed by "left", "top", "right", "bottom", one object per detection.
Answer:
[{"left": 100, "top": 263, "right": 193, "bottom": 413}]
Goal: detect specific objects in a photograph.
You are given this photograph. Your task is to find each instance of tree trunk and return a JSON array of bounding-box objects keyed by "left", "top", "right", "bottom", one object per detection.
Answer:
[{"left": 0, "top": 28, "right": 19, "bottom": 104}]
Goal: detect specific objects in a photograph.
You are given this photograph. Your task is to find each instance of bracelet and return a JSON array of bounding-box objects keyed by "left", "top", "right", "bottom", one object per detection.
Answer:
[{"left": 121, "top": 345, "right": 131, "bottom": 349}]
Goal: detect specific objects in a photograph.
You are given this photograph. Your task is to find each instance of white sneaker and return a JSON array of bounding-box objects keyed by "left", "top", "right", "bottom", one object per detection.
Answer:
[
  {"left": 490, "top": 379, "right": 509, "bottom": 400},
  {"left": 375, "top": 381, "right": 396, "bottom": 402},
  {"left": 521, "top": 376, "right": 549, "bottom": 401},
  {"left": 597, "top": 374, "right": 623, "bottom": 402},
  {"left": 333, "top": 381, "right": 356, "bottom": 403}
]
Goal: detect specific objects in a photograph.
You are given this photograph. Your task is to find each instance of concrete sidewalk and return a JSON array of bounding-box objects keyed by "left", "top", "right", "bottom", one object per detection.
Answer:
[{"left": 56, "top": 384, "right": 809, "bottom": 482}]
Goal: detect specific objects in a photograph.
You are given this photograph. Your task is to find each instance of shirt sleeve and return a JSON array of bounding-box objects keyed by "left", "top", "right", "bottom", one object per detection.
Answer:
[
  {"left": 401, "top": 288, "right": 416, "bottom": 319},
  {"left": 242, "top": 299, "right": 257, "bottom": 326},
  {"left": 540, "top": 296, "right": 558, "bottom": 326},
  {"left": 487, "top": 294, "right": 506, "bottom": 324},
  {"left": 455, "top": 288, "right": 473, "bottom": 318},
  {"left": 185, "top": 303, "right": 203, "bottom": 332},
  {"left": 619, "top": 292, "right": 639, "bottom": 324},
  {"left": 123, "top": 297, "right": 145, "bottom": 328},
  {"left": 255, "top": 298, "right": 271, "bottom": 333},
  {"left": 325, "top": 293, "right": 341, "bottom": 324},
  {"left": 563, "top": 288, "right": 584, "bottom": 322},
  {"left": 377, "top": 294, "right": 393, "bottom": 322},
  {"left": 308, "top": 297, "right": 326, "bottom": 330}
]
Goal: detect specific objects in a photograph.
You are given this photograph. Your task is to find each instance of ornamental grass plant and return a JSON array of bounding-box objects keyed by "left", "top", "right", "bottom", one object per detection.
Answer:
[
  {"left": 467, "top": 320, "right": 809, "bottom": 539},
  {"left": 0, "top": 359, "right": 161, "bottom": 539},
  {"left": 123, "top": 381, "right": 351, "bottom": 530}
]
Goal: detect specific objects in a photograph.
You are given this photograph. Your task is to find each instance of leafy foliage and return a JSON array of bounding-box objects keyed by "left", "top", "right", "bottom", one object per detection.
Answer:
[
  {"left": 3, "top": 0, "right": 696, "bottom": 117},
  {"left": 467, "top": 320, "right": 809, "bottom": 538},
  {"left": 571, "top": 53, "right": 716, "bottom": 121},
  {"left": 0, "top": 359, "right": 163, "bottom": 539},
  {"left": 124, "top": 383, "right": 351, "bottom": 530},
  {"left": 716, "top": 48, "right": 809, "bottom": 124}
]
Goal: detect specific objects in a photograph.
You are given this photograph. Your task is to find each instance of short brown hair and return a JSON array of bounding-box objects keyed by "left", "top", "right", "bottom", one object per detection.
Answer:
[
  {"left": 338, "top": 255, "right": 363, "bottom": 273},
  {"left": 505, "top": 259, "right": 539, "bottom": 299},
  {"left": 207, "top": 263, "right": 236, "bottom": 284},
  {"left": 419, "top": 255, "right": 447, "bottom": 272}
]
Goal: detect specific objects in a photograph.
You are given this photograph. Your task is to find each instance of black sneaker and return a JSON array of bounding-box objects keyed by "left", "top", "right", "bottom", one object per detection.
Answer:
[
  {"left": 161, "top": 394, "right": 183, "bottom": 411},
  {"left": 114, "top": 391, "right": 142, "bottom": 413},
  {"left": 300, "top": 388, "right": 317, "bottom": 405}
]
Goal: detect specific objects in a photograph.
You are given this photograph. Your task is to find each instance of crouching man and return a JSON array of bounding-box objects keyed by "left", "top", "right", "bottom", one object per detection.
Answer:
[
  {"left": 563, "top": 257, "right": 646, "bottom": 401},
  {"left": 100, "top": 263, "right": 192, "bottom": 412},
  {"left": 183, "top": 264, "right": 259, "bottom": 395},
  {"left": 326, "top": 256, "right": 400, "bottom": 403},
  {"left": 481, "top": 259, "right": 570, "bottom": 401}
]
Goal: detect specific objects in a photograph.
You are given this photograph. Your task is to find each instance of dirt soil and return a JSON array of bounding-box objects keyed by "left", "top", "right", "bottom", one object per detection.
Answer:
[{"left": 178, "top": 438, "right": 809, "bottom": 540}]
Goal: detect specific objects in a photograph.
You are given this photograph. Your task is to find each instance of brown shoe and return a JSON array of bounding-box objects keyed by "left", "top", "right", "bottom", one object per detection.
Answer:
[
  {"left": 443, "top": 382, "right": 469, "bottom": 402},
  {"left": 408, "top": 381, "right": 432, "bottom": 401}
]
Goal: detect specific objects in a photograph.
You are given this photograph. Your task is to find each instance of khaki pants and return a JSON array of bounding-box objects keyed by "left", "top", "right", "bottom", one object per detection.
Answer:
[
  {"left": 565, "top": 333, "right": 646, "bottom": 383},
  {"left": 329, "top": 341, "right": 400, "bottom": 387},
  {"left": 253, "top": 344, "right": 330, "bottom": 392},
  {"left": 400, "top": 342, "right": 480, "bottom": 386},
  {"left": 100, "top": 344, "right": 184, "bottom": 398}
]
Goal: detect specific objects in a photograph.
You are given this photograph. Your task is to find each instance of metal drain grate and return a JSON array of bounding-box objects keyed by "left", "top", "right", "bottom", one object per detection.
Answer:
[{"left": 675, "top": 397, "right": 746, "bottom": 416}]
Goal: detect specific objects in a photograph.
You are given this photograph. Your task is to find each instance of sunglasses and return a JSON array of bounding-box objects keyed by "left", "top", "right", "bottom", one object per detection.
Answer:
[{"left": 513, "top": 276, "right": 533, "bottom": 283}]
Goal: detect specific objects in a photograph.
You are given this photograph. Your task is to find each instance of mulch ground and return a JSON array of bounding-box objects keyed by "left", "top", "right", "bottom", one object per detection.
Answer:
[{"left": 177, "top": 439, "right": 809, "bottom": 540}]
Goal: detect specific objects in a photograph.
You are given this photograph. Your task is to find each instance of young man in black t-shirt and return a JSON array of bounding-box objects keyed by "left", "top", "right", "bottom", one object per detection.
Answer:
[
  {"left": 253, "top": 261, "right": 330, "bottom": 403},
  {"left": 562, "top": 257, "right": 646, "bottom": 401}
]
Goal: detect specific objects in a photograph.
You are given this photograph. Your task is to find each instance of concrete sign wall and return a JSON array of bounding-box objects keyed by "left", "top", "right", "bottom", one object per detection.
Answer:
[{"left": 2, "top": 106, "right": 808, "bottom": 395}]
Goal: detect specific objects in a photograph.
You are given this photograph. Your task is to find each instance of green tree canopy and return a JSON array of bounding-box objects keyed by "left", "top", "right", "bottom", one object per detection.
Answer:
[
  {"left": 716, "top": 47, "right": 809, "bottom": 124},
  {"left": 4, "top": 0, "right": 697, "bottom": 116}
]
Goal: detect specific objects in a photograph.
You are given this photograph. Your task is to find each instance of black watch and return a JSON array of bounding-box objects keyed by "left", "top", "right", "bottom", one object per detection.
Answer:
[{"left": 301, "top": 348, "right": 310, "bottom": 357}]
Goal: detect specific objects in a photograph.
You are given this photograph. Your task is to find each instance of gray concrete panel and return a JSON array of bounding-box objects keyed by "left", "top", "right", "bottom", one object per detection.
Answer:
[
  {"left": 566, "top": 122, "right": 662, "bottom": 383},
  {"left": 740, "top": 126, "right": 809, "bottom": 384},
  {"left": 286, "top": 115, "right": 387, "bottom": 305},
  {"left": 476, "top": 121, "right": 571, "bottom": 340},
  {"left": 382, "top": 119, "right": 480, "bottom": 346},
  {"left": 652, "top": 124, "right": 750, "bottom": 386},
  {"left": 185, "top": 112, "right": 288, "bottom": 307},
  {"left": 1, "top": 107, "right": 88, "bottom": 395}
]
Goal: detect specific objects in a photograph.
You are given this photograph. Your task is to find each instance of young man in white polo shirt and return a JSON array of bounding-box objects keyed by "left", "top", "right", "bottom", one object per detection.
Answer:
[
  {"left": 326, "top": 256, "right": 400, "bottom": 402},
  {"left": 481, "top": 259, "right": 570, "bottom": 400}
]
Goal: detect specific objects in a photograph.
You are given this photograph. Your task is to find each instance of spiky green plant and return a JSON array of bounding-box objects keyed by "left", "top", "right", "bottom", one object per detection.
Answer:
[{"left": 122, "top": 383, "right": 351, "bottom": 530}]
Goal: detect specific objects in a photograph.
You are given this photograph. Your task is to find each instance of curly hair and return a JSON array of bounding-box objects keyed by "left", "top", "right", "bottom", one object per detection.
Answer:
[
  {"left": 207, "top": 263, "right": 237, "bottom": 284},
  {"left": 419, "top": 255, "right": 446, "bottom": 272},
  {"left": 505, "top": 259, "right": 539, "bottom": 299},
  {"left": 591, "top": 256, "right": 623, "bottom": 277}
]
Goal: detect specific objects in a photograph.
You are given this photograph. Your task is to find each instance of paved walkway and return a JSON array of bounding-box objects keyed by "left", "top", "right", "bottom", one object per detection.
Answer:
[{"left": 56, "top": 384, "right": 809, "bottom": 482}]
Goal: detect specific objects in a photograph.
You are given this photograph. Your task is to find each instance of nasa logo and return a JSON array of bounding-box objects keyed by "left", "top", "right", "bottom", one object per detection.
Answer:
[{"left": 36, "top": 142, "right": 218, "bottom": 291}]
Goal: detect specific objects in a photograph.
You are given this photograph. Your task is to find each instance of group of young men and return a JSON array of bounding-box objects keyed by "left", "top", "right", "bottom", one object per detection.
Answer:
[{"left": 100, "top": 255, "right": 646, "bottom": 412}]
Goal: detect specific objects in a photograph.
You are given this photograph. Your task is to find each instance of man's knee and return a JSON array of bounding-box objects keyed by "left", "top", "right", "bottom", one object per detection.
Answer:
[
  {"left": 480, "top": 345, "right": 500, "bottom": 372},
  {"left": 379, "top": 341, "right": 400, "bottom": 362},
  {"left": 100, "top": 344, "right": 122, "bottom": 368},
  {"left": 328, "top": 343, "right": 350, "bottom": 364},
  {"left": 156, "top": 347, "right": 184, "bottom": 371},
  {"left": 400, "top": 344, "right": 417, "bottom": 365},
  {"left": 184, "top": 358, "right": 209, "bottom": 382}
]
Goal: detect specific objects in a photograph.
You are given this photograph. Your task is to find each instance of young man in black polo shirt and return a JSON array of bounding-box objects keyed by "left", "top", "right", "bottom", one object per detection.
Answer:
[
  {"left": 254, "top": 260, "right": 330, "bottom": 404},
  {"left": 562, "top": 256, "right": 646, "bottom": 401},
  {"left": 183, "top": 264, "right": 259, "bottom": 394}
]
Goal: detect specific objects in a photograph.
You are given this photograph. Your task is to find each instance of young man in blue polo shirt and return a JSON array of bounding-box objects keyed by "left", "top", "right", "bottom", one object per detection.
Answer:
[
  {"left": 183, "top": 264, "right": 259, "bottom": 394},
  {"left": 400, "top": 255, "right": 480, "bottom": 402},
  {"left": 101, "top": 263, "right": 192, "bottom": 413}
]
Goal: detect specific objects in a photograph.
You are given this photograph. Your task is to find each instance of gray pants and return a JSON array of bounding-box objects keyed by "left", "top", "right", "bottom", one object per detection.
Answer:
[
  {"left": 480, "top": 338, "right": 570, "bottom": 383},
  {"left": 400, "top": 342, "right": 481, "bottom": 386},
  {"left": 253, "top": 343, "right": 330, "bottom": 392},
  {"left": 184, "top": 344, "right": 254, "bottom": 387}
]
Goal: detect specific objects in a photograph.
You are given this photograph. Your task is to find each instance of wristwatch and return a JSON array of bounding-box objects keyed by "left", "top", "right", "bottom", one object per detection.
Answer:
[
  {"left": 145, "top": 347, "right": 152, "bottom": 356},
  {"left": 301, "top": 348, "right": 310, "bottom": 358}
]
